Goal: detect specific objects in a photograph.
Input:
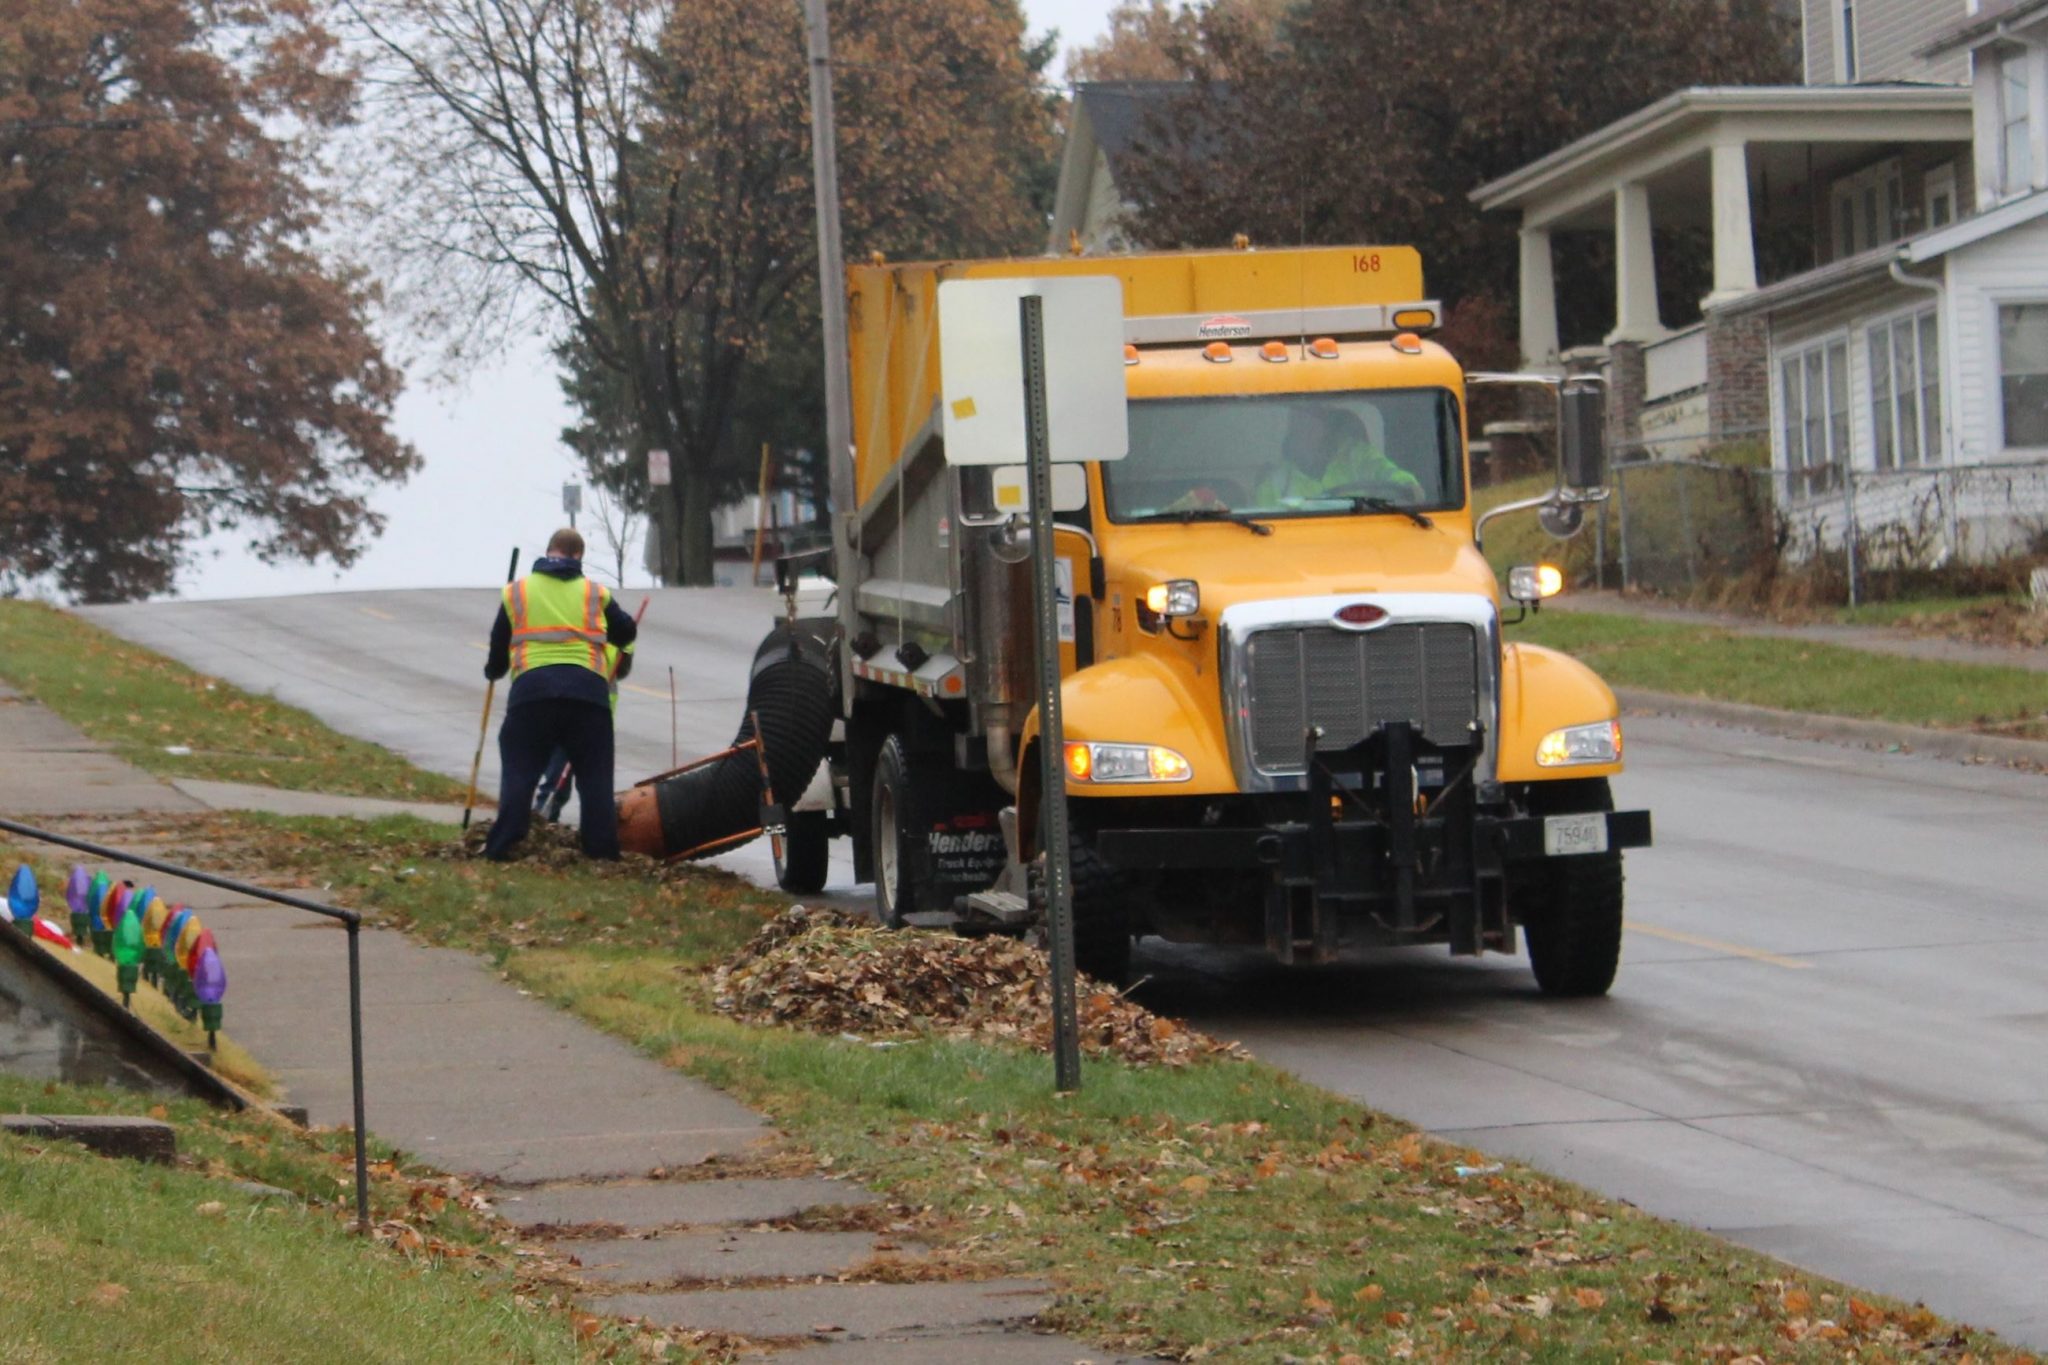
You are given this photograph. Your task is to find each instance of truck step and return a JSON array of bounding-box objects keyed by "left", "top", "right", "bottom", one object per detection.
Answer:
[{"left": 960, "top": 890, "right": 1036, "bottom": 926}]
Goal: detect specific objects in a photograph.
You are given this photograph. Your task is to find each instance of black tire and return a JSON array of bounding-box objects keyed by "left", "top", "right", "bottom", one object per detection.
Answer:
[
  {"left": 775, "top": 811, "right": 831, "bottom": 895},
  {"left": 1513, "top": 778, "right": 1624, "bottom": 998},
  {"left": 1069, "top": 833, "right": 1133, "bottom": 985},
  {"left": 871, "top": 735, "right": 919, "bottom": 928}
]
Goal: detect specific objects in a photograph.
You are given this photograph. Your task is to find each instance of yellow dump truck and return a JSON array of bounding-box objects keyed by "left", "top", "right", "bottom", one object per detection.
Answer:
[{"left": 776, "top": 245, "right": 1650, "bottom": 993}]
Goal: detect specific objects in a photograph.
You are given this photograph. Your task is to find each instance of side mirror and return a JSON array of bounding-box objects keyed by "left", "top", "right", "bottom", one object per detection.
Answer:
[{"left": 1559, "top": 383, "right": 1607, "bottom": 491}]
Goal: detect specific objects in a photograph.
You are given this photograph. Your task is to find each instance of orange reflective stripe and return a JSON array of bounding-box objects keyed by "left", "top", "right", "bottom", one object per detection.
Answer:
[
  {"left": 504, "top": 580, "right": 530, "bottom": 672},
  {"left": 584, "top": 581, "right": 604, "bottom": 669}
]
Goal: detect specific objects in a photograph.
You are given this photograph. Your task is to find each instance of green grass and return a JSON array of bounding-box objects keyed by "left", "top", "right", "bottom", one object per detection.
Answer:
[
  {"left": 173, "top": 811, "right": 2034, "bottom": 1363},
  {"left": 0, "top": 1076, "right": 603, "bottom": 1363},
  {"left": 1517, "top": 610, "right": 2048, "bottom": 737},
  {"left": 9, "top": 607, "right": 2038, "bottom": 1360},
  {"left": 0, "top": 601, "right": 468, "bottom": 803}
]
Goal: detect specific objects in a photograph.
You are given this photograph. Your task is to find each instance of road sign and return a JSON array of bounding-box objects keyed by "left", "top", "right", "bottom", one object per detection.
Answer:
[
  {"left": 647, "top": 448, "right": 671, "bottom": 487},
  {"left": 937, "top": 276, "right": 1128, "bottom": 467},
  {"left": 562, "top": 482, "right": 582, "bottom": 517}
]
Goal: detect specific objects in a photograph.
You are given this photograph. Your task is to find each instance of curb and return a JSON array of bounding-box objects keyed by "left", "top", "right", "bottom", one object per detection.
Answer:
[{"left": 1613, "top": 687, "right": 2048, "bottom": 772}]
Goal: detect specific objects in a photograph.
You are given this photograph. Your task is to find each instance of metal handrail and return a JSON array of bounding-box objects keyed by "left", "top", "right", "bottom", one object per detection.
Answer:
[{"left": 0, "top": 816, "right": 370, "bottom": 1235}]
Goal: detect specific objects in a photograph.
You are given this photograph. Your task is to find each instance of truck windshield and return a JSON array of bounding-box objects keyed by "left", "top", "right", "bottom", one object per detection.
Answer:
[{"left": 1102, "top": 388, "right": 1462, "bottom": 523}]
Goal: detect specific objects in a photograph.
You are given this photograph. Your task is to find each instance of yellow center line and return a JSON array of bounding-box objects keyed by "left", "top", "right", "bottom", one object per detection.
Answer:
[
  {"left": 468, "top": 641, "right": 488, "bottom": 652},
  {"left": 358, "top": 606, "right": 396, "bottom": 621},
  {"left": 619, "top": 682, "right": 670, "bottom": 699},
  {"left": 1627, "top": 921, "right": 1812, "bottom": 970}
]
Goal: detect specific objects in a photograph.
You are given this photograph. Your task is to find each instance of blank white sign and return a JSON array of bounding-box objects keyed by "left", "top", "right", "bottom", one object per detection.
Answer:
[{"left": 937, "top": 276, "right": 1129, "bottom": 466}]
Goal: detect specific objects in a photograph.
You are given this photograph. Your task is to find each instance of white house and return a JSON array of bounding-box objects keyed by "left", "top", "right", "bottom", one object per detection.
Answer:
[
  {"left": 1047, "top": 82, "right": 1191, "bottom": 255},
  {"left": 1476, "top": 0, "right": 2048, "bottom": 562},
  {"left": 1723, "top": 0, "right": 2048, "bottom": 557}
]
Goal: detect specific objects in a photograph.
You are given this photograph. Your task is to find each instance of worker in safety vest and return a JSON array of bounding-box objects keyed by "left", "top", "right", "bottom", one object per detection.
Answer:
[
  {"left": 1253, "top": 406, "right": 1423, "bottom": 507},
  {"left": 534, "top": 639, "right": 632, "bottom": 824},
  {"left": 482, "top": 529, "right": 639, "bottom": 859}
]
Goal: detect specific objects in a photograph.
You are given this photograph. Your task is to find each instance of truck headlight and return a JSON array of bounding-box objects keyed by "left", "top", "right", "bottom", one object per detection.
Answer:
[
  {"left": 1507, "top": 563, "right": 1564, "bottom": 605},
  {"left": 1143, "top": 579, "right": 1201, "bottom": 617},
  {"left": 1536, "top": 720, "right": 1622, "bottom": 767},
  {"left": 1065, "top": 742, "right": 1192, "bottom": 783}
]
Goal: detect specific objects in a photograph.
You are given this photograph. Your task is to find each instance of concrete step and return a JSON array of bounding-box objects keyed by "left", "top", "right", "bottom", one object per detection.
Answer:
[
  {"left": 784, "top": 1334, "right": 1121, "bottom": 1364},
  {"left": 569, "top": 1229, "right": 876, "bottom": 1286},
  {"left": 2, "top": 1114, "right": 176, "bottom": 1163},
  {"left": 592, "top": 1278, "right": 1052, "bottom": 1341},
  {"left": 492, "top": 1176, "right": 873, "bottom": 1232}
]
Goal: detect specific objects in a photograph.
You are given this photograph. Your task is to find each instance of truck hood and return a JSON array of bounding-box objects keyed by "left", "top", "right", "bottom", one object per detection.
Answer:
[{"left": 1108, "top": 517, "right": 1502, "bottom": 617}]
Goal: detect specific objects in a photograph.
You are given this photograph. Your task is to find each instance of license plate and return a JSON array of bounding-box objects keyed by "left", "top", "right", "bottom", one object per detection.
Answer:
[{"left": 1543, "top": 812, "right": 1609, "bottom": 857}]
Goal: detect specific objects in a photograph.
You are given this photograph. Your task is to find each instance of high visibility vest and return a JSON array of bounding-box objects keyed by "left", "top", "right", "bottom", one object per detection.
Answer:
[
  {"left": 605, "top": 641, "right": 635, "bottom": 714},
  {"left": 504, "top": 573, "right": 610, "bottom": 678}
]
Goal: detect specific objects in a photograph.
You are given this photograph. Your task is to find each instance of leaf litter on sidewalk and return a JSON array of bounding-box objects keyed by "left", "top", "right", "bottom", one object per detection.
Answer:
[{"left": 713, "top": 905, "right": 1247, "bottom": 1068}]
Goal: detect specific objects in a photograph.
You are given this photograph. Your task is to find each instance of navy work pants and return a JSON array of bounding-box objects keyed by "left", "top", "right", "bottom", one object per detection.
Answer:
[{"left": 485, "top": 699, "right": 619, "bottom": 860}]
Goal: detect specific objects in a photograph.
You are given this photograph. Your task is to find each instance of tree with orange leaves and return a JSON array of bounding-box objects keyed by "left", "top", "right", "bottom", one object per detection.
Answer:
[{"left": 0, "top": 0, "right": 416, "bottom": 602}]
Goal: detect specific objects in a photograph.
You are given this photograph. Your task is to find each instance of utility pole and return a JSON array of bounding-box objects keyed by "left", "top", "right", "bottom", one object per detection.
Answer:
[{"left": 802, "top": 0, "right": 859, "bottom": 709}]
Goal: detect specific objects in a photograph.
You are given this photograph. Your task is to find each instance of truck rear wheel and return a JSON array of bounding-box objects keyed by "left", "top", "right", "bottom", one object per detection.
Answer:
[
  {"left": 1514, "top": 778, "right": 1624, "bottom": 998},
  {"left": 871, "top": 734, "right": 919, "bottom": 928},
  {"left": 774, "top": 811, "right": 831, "bottom": 895}
]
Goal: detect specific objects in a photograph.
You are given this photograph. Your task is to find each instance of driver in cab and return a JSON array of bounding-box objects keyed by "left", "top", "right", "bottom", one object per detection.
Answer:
[{"left": 1254, "top": 406, "right": 1422, "bottom": 506}]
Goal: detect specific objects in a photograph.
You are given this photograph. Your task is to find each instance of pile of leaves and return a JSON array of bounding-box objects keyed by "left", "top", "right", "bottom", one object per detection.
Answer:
[{"left": 712, "top": 906, "right": 1247, "bottom": 1068}]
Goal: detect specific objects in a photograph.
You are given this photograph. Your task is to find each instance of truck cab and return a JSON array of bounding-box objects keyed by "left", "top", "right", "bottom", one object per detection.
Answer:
[{"left": 802, "top": 245, "right": 1649, "bottom": 993}]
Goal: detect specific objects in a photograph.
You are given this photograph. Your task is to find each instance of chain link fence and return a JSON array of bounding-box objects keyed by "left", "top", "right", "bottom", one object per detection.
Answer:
[{"left": 1599, "top": 456, "right": 2048, "bottom": 604}]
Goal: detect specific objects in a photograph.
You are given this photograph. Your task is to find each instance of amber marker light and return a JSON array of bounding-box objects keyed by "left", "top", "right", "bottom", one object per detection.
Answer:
[
  {"left": 1065, "top": 742, "right": 1093, "bottom": 781},
  {"left": 1260, "top": 340, "right": 1289, "bottom": 363},
  {"left": 1391, "top": 332, "right": 1424, "bottom": 354},
  {"left": 1307, "top": 337, "right": 1340, "bottom": 359},
  {"left": 1202, "top": 341, "right": 1234, "bottom": 363}
]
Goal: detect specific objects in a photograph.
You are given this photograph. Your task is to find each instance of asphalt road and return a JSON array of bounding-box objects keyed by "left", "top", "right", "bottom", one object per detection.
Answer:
[{"left": 84, "top": 587, "right": 2048, "bottom": 1347}]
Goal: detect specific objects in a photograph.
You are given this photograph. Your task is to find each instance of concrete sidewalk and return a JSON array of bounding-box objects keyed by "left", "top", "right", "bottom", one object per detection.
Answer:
[
  {"left": 1552, "top": 589, "right": 2048, "bottom": 672},
  {"left": 0, "top": 693, "right": 1110, "bottom": 1361}
]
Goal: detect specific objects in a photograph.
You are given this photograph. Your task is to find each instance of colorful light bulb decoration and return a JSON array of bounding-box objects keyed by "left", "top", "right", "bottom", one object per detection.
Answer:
[
  {"left": 141, "top": 894, "right": 171, "bottom": 989},
  {"left": 5, "top": 865, "right": 34, "bottom": 932},
  {"left": 91, "top": 879, "right": 130, "bottom": 959},
  {"left": 65, "top": 867, "right": 91, "bottom": 945},
  {"left": 161, "top": 907, "right": 195, "bottom": 1017},
  {"left": 192, "top": 944, "right": 227, "bottom": 1050},
  {"left": 85, "top": 870, "right": 110, "bottom": 945},
  {"left": 113, "top": 887, "right": 149, "bottom": 1007}
]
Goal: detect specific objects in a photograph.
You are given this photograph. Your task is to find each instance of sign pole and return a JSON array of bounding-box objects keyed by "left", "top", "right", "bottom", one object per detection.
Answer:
[{"left": 1020, "top": 294, "right": 1082, "bottom": 1093}]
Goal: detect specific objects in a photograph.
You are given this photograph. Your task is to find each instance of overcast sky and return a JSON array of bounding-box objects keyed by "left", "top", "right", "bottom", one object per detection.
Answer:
[{"left": 173, "top": 1, "right": 1116, "bottom": 602}]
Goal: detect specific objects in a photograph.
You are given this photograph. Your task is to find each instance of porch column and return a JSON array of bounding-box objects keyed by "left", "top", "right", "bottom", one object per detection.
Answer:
[
  {"left": 1518, "top": 226, "right": 1561, "bottom": 369},
  {"left": 1705, "top": 140, "right": 1759, "bottom": 305},
  {"left": 1607, "top": 181, "right": 1664, "bottom": 344}
]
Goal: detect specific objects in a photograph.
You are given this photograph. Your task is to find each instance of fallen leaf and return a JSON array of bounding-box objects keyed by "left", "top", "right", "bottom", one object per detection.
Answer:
[
  {"left": 1303, "top": 1289, "right": 1334, "bottom": 1314},
  {"left": 90, "top": 1283, "right": 128, "bottom": 1306},
  {"left": 195, "top": 1201, "right": 226, "bottom": 1219},
  {"left": 1782, "top": 1287, "right": 1813, "bottom": 1314},
  {"left": 1355, "top": 1284, "right": 1385, "bottom": 1303},
  {"left": 1178, "top": 1175, "right": 1211, "bottom": 1196},
  {"left": 1574, "top": 1287, "right": 1607, "bottom": 1310}
]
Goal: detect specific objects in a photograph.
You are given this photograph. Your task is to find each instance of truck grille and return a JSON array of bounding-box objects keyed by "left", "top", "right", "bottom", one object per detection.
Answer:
[{"left": 1244, "top": 623, "right": 1479, "bottom": 772}]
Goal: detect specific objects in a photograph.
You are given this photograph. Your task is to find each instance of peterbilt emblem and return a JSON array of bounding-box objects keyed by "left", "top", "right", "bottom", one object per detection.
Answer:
[{"left": 1333, "top": 602, "right": 1389, "bottom": 628}]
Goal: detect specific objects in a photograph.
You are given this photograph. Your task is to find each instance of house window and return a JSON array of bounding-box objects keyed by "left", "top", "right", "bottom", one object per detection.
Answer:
[
  {"left": 1831, "top": 159, "right": 1904, "bottom": 257},
  {"left": 1779, "top": 338, "right": 1850, "bottom": 492},
  {"left": 2002, "top": 50, "right": 2034, "bottom": 197},
  {"left": 1924, "top": 163, "right": 1956, "bottom": 229},
  {"left": 1840, "top": 0, "right": 1858, "bottom": 82},
  {"left": 2000, "top": 304, "right": 2048, "bottom": 448},
  {"left": 1868, "top": 311, "right": 1941, "bottom": 469}
]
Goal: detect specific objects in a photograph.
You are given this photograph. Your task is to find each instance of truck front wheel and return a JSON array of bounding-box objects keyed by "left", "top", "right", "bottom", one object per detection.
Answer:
[
  {"left": 1069, "top": 833, "right": 1133, "bottom": 985},
  {"left": 1513, "top": 778, "right": 1624, "bottom": 998}
]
